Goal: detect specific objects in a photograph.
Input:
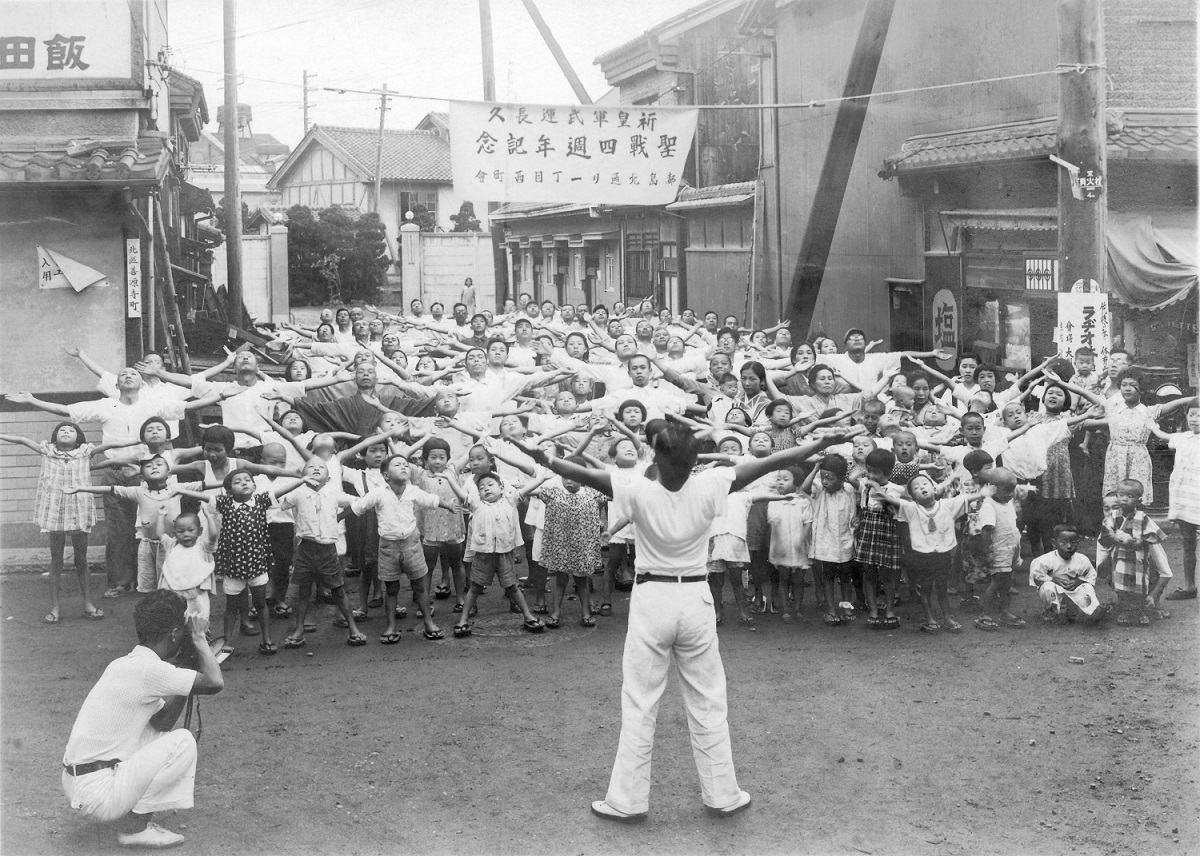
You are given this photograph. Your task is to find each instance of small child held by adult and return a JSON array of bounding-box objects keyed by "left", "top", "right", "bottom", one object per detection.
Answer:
[{"left": 1029, "top": 523, "right": 1102, "bottom": 625}]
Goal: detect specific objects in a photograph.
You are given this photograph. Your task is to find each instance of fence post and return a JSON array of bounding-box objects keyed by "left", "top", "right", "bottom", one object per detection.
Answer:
[{"left": 400, "top": 220, "right": 422, "bottom": 305}]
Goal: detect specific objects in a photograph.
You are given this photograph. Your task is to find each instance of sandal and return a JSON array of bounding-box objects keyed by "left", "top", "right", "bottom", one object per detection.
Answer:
[
  {"left": 919, "top": 621, "right": 941, "bottom": 633},
  {"left": 433, "top": 585, "right": 452, "bottom": 600},
  {"left": 942, "top": 617, "right": 963, "bottom": 633},
  {"left": 346, "top": 632, "right": 368, "bottom": 647},
  {"left": 303, "top": 622, "right": 318, "bottom": 633},
  {"left": 394, "top": 607, "right": 408, "bottom": 619},
  {"left": 598, "top": 602, "right": 613, "bottom": 617},
  {"left": 581, "top": 616, "right": 596, "bottom": 628},
  {"left": 380, "top": 632, "right": 402, "bottom": 645},
  {"left": 220, "top": 645, "right": 236, "bottom": 657},
  {"left": 1155, "top": 608, "right": 1172, "bottom": 620},
  {"left": 453, "top": 603, "right": 464, "bottom": 613},
  {"left": 102, "top": 585, "right": 131, "bottom": 599},
  {"left": 82, "top": 606, "right": 105, "bottom": 620},
  {"left": 43, "top": 612, "right": 60, "bottom": 624},
  {"left": 1000, "top": 614, "right": 1026, "bottom": 628},
  {"left": 351, "top": 608, "right": 371, "bottom": 622},
  {"left": 1165, "top": 589, "right": 1197, "bottom": 601},
  {"left": 283, "top": 636, "right": 306, "bottom": 649},
  {"left": 522, "top": 617, "right": 545, "bottom": 633},
  {"left": 240, "top": 623, "right": 260, "bottom": 637},
  {"left": 1114, "top": 612, "right": 1134, "bottom": 626},
  {"left": 532, "top": 603, "right": 549, "bottom": 615},
  {"left": 423, "top": 628, "right": 445, "bottom": 641},
  {"left": 258, "top": 641, "right": 278, "bottom": 655},
  {"left": 974, "top": 616, "right": 1000, "bottom": 631},
  {"left": 453, "top": 622, "right": 472, "bottom": 638},
  {"left": 1136, "top": 614, "right": 1151, "bottom": 626},
  {"left": 822, "top": 613, "right": 842, "bottom": 626},
  {"left": 866, "top": 616, "right": 882, "bottom": 628},
  {"left": 272, "top": 604, "right": 293, "bottom": 619},
  {"left": 544, "top": 616, "right": 561, "bottom": 629},
  {"left": 883, "top": 616, "right": 900, "bottom": 628}
]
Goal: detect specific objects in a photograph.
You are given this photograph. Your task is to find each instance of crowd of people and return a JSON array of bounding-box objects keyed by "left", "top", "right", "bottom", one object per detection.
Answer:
[{"left": 5, "top": 293, "right": 1199, "bottom": 648}]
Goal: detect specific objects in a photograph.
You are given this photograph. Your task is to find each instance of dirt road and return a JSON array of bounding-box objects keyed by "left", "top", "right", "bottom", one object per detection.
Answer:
[{"left": 2, "top": 542, "right": 1197, "bottom": 856}]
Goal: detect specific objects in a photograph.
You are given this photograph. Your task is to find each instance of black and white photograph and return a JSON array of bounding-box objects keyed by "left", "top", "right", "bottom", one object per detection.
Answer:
[{"left": 0, "top": 0, "right": 1196, "bottom": 853}]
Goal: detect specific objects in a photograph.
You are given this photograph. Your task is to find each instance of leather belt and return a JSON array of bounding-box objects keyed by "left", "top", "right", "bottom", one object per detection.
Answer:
[
  {"left": 63, "top": 759, "right": 120, "bottom": 776},
  {"left": 635, "top": 574, "right": 708, "bottom": 584}
]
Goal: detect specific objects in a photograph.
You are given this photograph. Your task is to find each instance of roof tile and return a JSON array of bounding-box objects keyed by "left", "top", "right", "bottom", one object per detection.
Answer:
[{"left": 318, "top": 125, "right": 450, "bottom": 182}]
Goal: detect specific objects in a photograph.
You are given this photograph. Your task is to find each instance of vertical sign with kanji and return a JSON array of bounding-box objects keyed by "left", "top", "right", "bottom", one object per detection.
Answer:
[
  {"left": 1055, "top": 292, "right": 1110, "bottom": 374},
  {"left": 931, "top": 288, "right": 958, "bottom": 368},
  {"left": 451, "top": 102, "right": 698, "bottom": 205},
  {"left": 125, "top": 238, "right": 142, "bottom": 318}
]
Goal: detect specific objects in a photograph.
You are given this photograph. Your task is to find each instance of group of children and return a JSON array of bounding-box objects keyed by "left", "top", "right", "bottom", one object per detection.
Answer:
[{"left": 5, "top": 298, "right": 1198, "bottom": 643}]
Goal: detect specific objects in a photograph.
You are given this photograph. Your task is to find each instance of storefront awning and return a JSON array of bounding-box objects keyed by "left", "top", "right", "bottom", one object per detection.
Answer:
[
  {"left": 0, "top": 137, "right": 171, "bottom": 189},
  {"left": 941, "top": 208, "right": 1057, "bottom": 232},
  {"left": 665, "top": 180, "right": 756, "bottom": 211},
  {"left": 1107, "top": 211, "right": 1197, "bottom": 310}
]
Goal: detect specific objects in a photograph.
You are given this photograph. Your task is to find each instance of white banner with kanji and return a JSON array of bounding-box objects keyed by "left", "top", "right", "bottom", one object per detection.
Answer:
[
  {"left": 1055, "top": 292, "right": 1111, "bottom": 371},
  {"left": 450, "top": 102, "right": 698, "bottom": 205}
]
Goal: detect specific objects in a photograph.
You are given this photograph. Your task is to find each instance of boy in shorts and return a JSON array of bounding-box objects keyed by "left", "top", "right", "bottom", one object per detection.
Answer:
[
  {"left": 350, "top": 454, "right": 459, "bottom": 643},
  {"left": 278, "top": 458, "right": 363, "bottom": 648}
]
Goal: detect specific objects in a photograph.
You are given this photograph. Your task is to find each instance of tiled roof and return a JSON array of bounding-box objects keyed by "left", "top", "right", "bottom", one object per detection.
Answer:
[
  {"left": 318, "top": 125, "right": 451, "bottom": 182},
  {"left": 0, "top": 137, "right": 170, "bottom": 186},
  {"left": 881, "top": 110, "right": 1197, "bottom": 176},
  {"left": 666, "top": 180, "right": 755, "bottom": 209}
]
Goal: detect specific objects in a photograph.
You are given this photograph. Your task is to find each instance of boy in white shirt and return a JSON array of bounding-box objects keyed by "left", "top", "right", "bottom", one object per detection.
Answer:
[{"left": 1029, "top": 523, "right": 1102, "bottom": 624}]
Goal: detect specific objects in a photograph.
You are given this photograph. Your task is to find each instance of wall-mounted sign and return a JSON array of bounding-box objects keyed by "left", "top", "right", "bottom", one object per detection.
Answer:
[
  {"left": 126, "top": 238, "right": 142, "bottom": 318},
  {"left": 0, "top": 1, "right": 133, "bottom": 82},
  {"left": 37, "top": 245, "right": 108, "bottom": 292},
  {"left": 931, "top": 288, "right": 958, "bottom": 370},
  {"left": 1056, "top": 292, "right": 1111, "bottom": 373}
]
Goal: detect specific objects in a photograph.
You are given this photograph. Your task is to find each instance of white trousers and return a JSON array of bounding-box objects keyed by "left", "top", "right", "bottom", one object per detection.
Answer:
[
  {"left": 62, "top": 729, "right": 197, "bottom": 821},
  {"left": 604, "top": 579, "right": 742, "bottom": 814},
  {"left": 1038, "top": 580, "right": 1101, "bottom": 616}
]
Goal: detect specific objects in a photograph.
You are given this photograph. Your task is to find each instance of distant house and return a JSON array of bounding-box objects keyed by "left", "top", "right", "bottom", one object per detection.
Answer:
[
  {"left": 186, "top": 103, "right": 290, "bottom": 209},
  {"left": 267, "top": 116, "right": 490, "bottom": 260}
]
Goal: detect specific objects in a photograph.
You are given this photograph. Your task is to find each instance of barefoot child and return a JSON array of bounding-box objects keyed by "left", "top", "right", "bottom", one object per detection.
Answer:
[
  {"left": 1, "top": 422, "right": 135, "bottom": 623},
  {"left": 973, "top": 468, "right": 1024, "bottom": 631},
  {"left": 349, "top": 452, "right": 457, "bottom": 644},
  {"left": 153, "top": 505, "right": 219, "bottom": 636}
]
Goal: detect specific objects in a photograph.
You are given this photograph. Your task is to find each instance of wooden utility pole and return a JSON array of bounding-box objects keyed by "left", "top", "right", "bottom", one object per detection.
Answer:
[
  {"left": 785, "top": 0, "right": 894, "bottom": 338},
  {"left": 222, "top": 0, "right": 243, "bottom": 324},
  {"left": 479, "top": 0, "right": 496, "bottom": 101},
  {"left": 373, "top": 84, "right": 389, "bottom": 213},
  {"left": 519, "top": 0, "right": 592, "bottom": 104},
  {"left": 302, "top": 69, "right": 315, "bottom": 132},
  {"left": 1056, "top": 0, "right": 1106, "bottom": 292}
]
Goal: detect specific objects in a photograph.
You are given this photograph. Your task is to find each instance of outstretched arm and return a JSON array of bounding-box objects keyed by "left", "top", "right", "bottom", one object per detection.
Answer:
[
  {"left": 4, "top": 391, "right": 71, "bottom": 417},
  {"left": 65, "top": 347, "right": 110, "bottom": 379},
  {"left": 0, "top": 432, "right": 43, "bottom": 453},
  {"left": 513, "top": 439, "right": 613, "bottom": 497},
  {"left": 730, "top": 428, "right": 864, "bottom": 492}
]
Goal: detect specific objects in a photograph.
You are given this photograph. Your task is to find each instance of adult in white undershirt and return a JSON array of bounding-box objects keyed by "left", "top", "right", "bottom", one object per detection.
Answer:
[
  {"left": 536, "top": 421, "right": 860, "bottom": 822},
  {"left": 68, "top": 349, "right": 191, "bottom": 437}
]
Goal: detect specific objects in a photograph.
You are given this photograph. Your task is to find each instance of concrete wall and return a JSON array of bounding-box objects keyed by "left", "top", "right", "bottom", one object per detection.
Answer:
[
  {"left": 208, "top": 228, "right": 290, "bottom": 326},
  {"left": 0, "top": 192, "right": 129, "bottom": 393},
  {"left": 415, "top": 233, "right": 498, "bottom": 312},
  {"left": 771, "top": 0, "right": 1058, "bottom": 344}
]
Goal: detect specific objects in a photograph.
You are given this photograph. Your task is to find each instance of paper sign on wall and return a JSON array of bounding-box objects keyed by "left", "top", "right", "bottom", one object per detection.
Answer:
[
  {"left": 1055, "top": 292, "right": 1111, "bottom": 373},
  {"left": 451, "top": 101, "right": 698, "bottom": 205},
  {"left": 125, "top": 238, "right": 141, "bottom": 318},
  {"left": 37, "top": 245, "right": 109, "bottom": 291}
]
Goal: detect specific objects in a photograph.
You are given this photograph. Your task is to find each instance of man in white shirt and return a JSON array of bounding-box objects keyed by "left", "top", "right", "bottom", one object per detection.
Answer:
[
  {"left": 68, "top": 348, "right": 191, "bottom": 437},
  {"left": 61, "top": 590, "right": 223, "bottom": 848},
  {"left": 534, "top": 421, "right": 862, "bottom": 823}
]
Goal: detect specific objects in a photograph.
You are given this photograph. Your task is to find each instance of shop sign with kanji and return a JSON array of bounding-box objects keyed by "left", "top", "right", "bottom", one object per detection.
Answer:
[
  {"left": 0, "top": 1, "right": 133, "bottom": 82},
  {"left": 451, "top": 102, "right": 699, "bottom": 205},
  {"left": 1055, "top": 292, "right": 1111, "bottom": 373}
]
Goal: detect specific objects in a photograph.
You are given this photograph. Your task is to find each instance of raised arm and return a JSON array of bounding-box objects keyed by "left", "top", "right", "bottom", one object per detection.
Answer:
[
  {"left": 65, "top": 347, "right": 110, "bottom": 379},
  {"left": 0, "top": 432, "right": 43, "bottom": 453},
  {"left": 264, "top": 415, "right": 314, "bottom": 462},
  {"left": 1159, "top": 395, "right": 1199, "bottom": 418},
  {"left": 515, "top": 439, "right": 613, "bottom": 497},
  {"left": 730, "top": 427, "right": 864, "bottom": 492},
  {"left": 4, "top": 391, "right": 71, "bottom": 417}
]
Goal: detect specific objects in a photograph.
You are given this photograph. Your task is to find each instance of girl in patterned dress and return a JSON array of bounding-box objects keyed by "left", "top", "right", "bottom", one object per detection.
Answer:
[
  {"left": 855, "top": 448, "right": 903, "bottom": 627},
  {"left": 1164, "top": 400, "right": 1200, "bottom": 600},
  {"left": 535, "top": 460, "right": 605, "bottom": 627},
  {"left": 1, "top": 422, "right": 134, "bottom": 623}
]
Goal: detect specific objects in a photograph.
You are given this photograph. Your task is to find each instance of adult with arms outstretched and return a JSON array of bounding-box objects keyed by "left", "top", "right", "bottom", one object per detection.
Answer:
[
  {"left": 523, "top": 418, "right": 862, "bottom": 821},
  {"left": 61, "top": 590, "right": 223, "bottom": 847}
]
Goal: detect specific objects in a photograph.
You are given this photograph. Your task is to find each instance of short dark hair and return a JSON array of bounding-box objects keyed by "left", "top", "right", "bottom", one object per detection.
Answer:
[
  {"left": 765, "top": 398, "right": 792, "bottom": 419},
  {"left": 486, "top": 336, "right": 510, "bottom": 353},
  {"left": 961, "top": 411, "right": 986, "bottom": 426},
  {"left": 649, "top": 422, "right": 698, "bottom": 472},
  {"left": 49, "top": 421, "right": 86, "bottom": 448},
  {"left": 201, "top": 425, "right": 236, "bottom": 454},
  {"left": 134, "top": 590, "right": 187, "bottom": 646},
  {"left": 1053, "top": 522, "right": 1080, "bottom": 540},
  {"left": 864, "top": 448, "right": 896, "bottom": 475},
  {"left": 617, "top": 399, "right": 647, "bottom": 421},
  {"left": 819, "top": 454, "right": 848, "bottom": 479},
  {"left": 962, "top": 449, "right": 994, "bottom": 473},
  {"left": 715, "top": 326, "right": 740, "bottom": 344},
  {"left": 423, "top": 437, "right": 451, "bottom": 458},
  {"left": 222, "top": 467, "right": 254, "bottom": 492},
  {"left": 475, "top": 470, "right": 503, "bottom": 488}
]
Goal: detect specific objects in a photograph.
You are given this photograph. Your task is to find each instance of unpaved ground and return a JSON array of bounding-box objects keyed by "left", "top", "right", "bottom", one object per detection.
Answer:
[{"left": 2, "top": 537, "right": 1197, "bottom": 856}]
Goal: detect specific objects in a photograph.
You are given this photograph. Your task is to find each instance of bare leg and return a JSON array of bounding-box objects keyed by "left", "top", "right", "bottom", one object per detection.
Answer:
[
  {"left": 47, "top": 532, "right": 65, "bottom": 621},
  {"left": 73, "top": 532, "right": 96, "bottom": 615}
]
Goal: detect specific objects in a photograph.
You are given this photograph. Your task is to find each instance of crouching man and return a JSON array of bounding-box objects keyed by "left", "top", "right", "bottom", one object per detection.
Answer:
[{"left": 62, "top": 590, "right": 224, "bottom": 847}]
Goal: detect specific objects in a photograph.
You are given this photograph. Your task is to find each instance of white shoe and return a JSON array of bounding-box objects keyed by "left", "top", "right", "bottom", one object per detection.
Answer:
[
  {"left": 705, "top": 790, "right": 752, "bottom": 818},
  {"left": 590, "top": 800, "right": 647, "bottom": 823},
  {"left": 116, "top": 822, "right": 185, "bottom": 848}
]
